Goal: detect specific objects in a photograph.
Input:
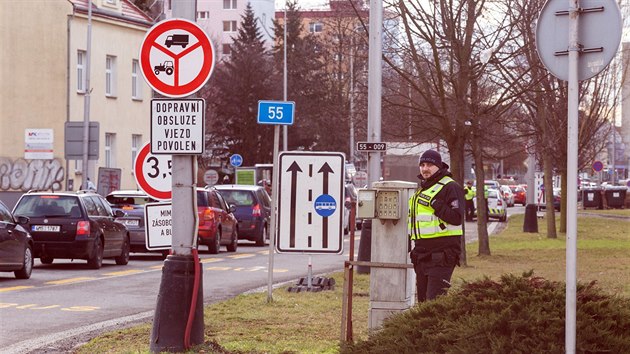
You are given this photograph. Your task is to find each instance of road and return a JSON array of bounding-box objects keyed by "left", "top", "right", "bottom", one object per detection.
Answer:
[{"left": 0, "top": 206, "right": 523, "bottom": 353}]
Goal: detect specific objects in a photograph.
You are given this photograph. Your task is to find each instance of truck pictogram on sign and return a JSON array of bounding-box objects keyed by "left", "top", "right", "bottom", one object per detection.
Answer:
[{"left": 139, "top": 19, "right": 215, "bottom": 98}]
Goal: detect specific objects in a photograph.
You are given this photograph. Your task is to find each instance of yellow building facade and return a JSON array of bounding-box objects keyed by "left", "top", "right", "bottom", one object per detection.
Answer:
[{"left": 0, "top": 0, "right": 153, "bottom": 205}]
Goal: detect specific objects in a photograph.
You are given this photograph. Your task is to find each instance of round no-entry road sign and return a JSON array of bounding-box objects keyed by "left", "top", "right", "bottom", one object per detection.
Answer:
[
  {"left": 134, "top": 142, "right": 172, "bottom": 200},
  {"left": 139, "top": 19, "right": 215, "bottom": 98}
]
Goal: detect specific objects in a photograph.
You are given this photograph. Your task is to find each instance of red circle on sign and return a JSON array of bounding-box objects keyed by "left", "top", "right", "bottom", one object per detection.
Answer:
[
  {"left": 139, "top": 19, "right": 214, "bottom": 98},
  {"left": 134, "top": 143, "right": 172, "bottom": 200},
  {"left": 592, "top": 160, "right": 603, "bottom": 172}
]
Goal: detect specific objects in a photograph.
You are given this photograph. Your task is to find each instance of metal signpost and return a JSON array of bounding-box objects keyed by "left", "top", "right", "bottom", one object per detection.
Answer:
[
  {"left": 257, "top": 99, "right": 294, "bottom": 302},
  {"left": 535, "top": 1, "right": 621, "bottom": 352},
  {"left": 140, "top": 9, "right": 215, "bottom": 351}
]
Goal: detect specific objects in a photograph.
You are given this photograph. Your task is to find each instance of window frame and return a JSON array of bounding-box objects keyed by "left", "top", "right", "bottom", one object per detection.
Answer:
[
  {"left": 77, "top": 50, "right": 86, "bottom": 93},
  {"left": 105, "top": 55, "right": 117, "bottom": 97},
  {"left": 131, "top": 59, "right": 142, "bottom": 100}
]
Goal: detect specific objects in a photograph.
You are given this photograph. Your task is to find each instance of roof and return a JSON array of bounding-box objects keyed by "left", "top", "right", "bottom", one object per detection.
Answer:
[
  {"left": 106, "top": 190, "right": 149, "bottom": 196},
  {"left": 69, "top": 0, "right": 153, "bottom": 27}
]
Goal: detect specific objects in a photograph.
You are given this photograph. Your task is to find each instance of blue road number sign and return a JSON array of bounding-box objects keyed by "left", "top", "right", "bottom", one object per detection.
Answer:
[
  {"left": 314, "top": 194, "right": 337, "bottom": 217},
  {"left": 257, "top": 100, "right": 295, "bottom": 125},
  {"left": 230, "top": 154, "right": 243, "bottom": 167}
]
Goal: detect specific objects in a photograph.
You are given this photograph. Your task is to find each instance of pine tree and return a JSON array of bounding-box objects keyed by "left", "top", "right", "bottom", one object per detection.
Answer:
[
  {"left": 205, "top": 3, "right": 275, "bottom": 165},
  {"left": 272, "top": 0, "right": 339, "bottom": 151}
]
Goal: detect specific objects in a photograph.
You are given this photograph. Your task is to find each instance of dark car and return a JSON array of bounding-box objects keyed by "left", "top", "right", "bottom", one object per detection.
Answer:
[
  {"left": 0, "top": 200, "right": 34, "bottom": 279},
  {"left": 197, "top": 187, "right": 238, "bottom": 254},
  {"left": 105, "top": 190, "right": 163, "bottom": 255},
  {"left": 214, "top": 185, "right": 271, "bottom": 246},
  {"left": 12, "top": 191, "right": 130, "bottom": 269}
]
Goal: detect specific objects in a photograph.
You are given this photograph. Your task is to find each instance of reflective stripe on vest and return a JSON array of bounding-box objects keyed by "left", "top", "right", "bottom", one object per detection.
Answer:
[{"left": 407, "top": 176, "right": 463, "bottom": 240}]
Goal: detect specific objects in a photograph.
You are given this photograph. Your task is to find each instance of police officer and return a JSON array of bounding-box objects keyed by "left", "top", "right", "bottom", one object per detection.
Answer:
[
  {"left": 408, "top": 150, "right": 465, "bottom": 302},
  {"left": 464, "top": 180, "right": 475, "bottom": 221}
]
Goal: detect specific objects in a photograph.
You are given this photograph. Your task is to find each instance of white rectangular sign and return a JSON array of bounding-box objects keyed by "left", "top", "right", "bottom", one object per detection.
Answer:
[
  {"left": 144, "top": 202, "right": 172, "bottom": 250},
  {"left": 25, "top": 129, "right": 54, "bottom": 159},
  {"left": 276, "top": 151, "right": 345, "bottom": 254},
  {"left": 151, "top": 98, "right": 205, "bottom": 155}
]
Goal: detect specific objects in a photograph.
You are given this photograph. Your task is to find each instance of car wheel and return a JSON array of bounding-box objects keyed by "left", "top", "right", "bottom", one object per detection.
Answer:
[
  {"left": 500, "top": 214, "right": 507, "bottom": 222},
  {"left": 255, "top": 225, "right": 267, "bottom": 247},
  {"left": 15, "top": 245, "right": 33, "bottom": 279},
  {"left": 40, "top": 256, "right": 54, "bottom": 264},
  {"left": 87, "top": 237, "right": 104, "bottom": 269},
  {"left": 356, "top": 221, "right": 362, "bottom": 231},
  {"left": 226, "top": 228, "right": 238, "bottom": 252},
  {"left": 115, "top": 236, "right": 130, "bottom": 265},
  {"left": 208, "top": 229, "right": 221, "bottom": 254}
]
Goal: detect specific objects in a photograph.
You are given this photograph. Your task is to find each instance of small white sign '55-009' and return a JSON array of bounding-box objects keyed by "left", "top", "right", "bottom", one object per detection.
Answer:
[{"left": 151, "top": 98, "right": 205, "bottom": 155}]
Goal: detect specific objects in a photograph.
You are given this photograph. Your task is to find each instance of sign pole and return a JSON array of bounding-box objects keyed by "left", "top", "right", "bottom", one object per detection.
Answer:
[
  {"left": 565, "top": 1, "right": 579, "bottom": 351},
  {"left": 267, "top": 125, "right": 280, "bottom": 302}
]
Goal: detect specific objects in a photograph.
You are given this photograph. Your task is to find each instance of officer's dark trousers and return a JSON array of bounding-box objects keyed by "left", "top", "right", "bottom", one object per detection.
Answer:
[
  {"left": 413, "top": 252, "right": 456, "bottom": 302},
  {"left": 465, "top": 200, "right": 475, "bottom": 221}
]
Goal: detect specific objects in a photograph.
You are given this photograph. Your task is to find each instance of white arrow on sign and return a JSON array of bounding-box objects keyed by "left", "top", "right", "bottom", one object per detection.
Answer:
[{"left": 276, "top": 151, "right": 345, "bottom": 254}]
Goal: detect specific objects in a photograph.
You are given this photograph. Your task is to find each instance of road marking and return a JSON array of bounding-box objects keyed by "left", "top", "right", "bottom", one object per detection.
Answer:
[
  {"left": 273, "top": 269, "right": 288, "bottom": 273},
  {"left": 0, "top": 302, "right": 19, "bottom": 308},
  {"left": 61, "top": 306, "right": 100, "bottom": 312},
  {"left": 0, "top": 286, "right": 34, "bottom": 293},
  {"left": 227, "top": 253, "right": 255, "bottom": 259},
  {"left": 103, "top": 270, "right": 144, "bottom": 276},
  {"left": 245, "top": 266, "right": 266, "bottom": 272},
  {"left": 257, "top": 250, "right": 269, "bottom": 254},
  {"left": 200, "top": 258, "right": 224, "bottom": 263},
  {"left": 16, "top": 304, "right": 38, "bottom": 309},
  {"left": 205, "top": 266, "right": 231, "bottom": 271},
  {"left": 149, "top": 265, "right": 163, "bottom": 269},
  {"left": 31, "top": 305, "right": 61, "bottom": 310},
  {"left": 45, "top": 277, "right": 96, "bottom": 285}
]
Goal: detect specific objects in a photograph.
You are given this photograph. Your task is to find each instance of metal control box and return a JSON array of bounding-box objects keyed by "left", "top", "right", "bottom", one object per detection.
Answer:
[
  {"left": 357, "top": 189, "right": 377, "bottom": 219},
  {"left": 376, "top": 190, "right": 401, "bottom": 219}
]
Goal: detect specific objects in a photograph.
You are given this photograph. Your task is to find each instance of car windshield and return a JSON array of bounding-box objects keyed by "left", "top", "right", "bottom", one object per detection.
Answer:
[
  {"left": 219, "top": 190, "right": 255, "bottom": 206},
  {"left": 14, "top": 195, "right": 80, "bottom": 217},
  {"left": 488, "top": 190, "right": 499, "bottom": 199}
]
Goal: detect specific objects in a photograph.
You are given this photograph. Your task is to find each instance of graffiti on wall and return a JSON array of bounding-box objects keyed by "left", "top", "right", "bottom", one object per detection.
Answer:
[{"left": 0, "top": 157, "right": 65, "bottom": 191}]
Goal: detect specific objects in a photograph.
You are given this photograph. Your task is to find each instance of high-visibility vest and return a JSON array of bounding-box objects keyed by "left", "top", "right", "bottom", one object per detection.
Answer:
[
  {"left": 408, "top": 176, "right": 463, "bottom": 240},
  {"left": 464, "top": 186, "right": 474, "bottom": 200}
]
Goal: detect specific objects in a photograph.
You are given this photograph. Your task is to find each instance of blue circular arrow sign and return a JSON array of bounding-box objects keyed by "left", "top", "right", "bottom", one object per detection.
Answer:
[
  {"left": 230, "top": 154, "right": 243, "bottom": 167},
  {"left": 314, "top": 194, "right": 336, "bottom": 217}
]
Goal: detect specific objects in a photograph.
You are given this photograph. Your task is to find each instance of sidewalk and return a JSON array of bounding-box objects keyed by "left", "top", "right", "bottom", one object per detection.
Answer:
[{"left": 463, "top": 219, "right": 502, "bottom": 244}]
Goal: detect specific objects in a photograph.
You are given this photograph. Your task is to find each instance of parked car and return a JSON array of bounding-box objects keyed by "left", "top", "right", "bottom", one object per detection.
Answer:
[
  {"left": 499, "top": 185, "right": 515, "bottom": 207},
  {"left": 474, "top": 189, "right": 507, "bottom": 222},
  {"left": 0, "top": 200, "right": 34, "bottom": 279},
  {"left": 105, "top": 190, "right": 164, "bottom": 256},
  {"left": 343, "top": 183, "right": 362, "bottom": 234},
  {"left": 12, "top": 191, "right": 130, "bottom": 269},
  {"left": 214, "top": 185, "right": 271, "bottom": 246},
  {"left": 196, "top": 187, "right": 238, "bottom": 254},
  {"left": 509, "top": 185, "right": 527, "bottom": 206}
]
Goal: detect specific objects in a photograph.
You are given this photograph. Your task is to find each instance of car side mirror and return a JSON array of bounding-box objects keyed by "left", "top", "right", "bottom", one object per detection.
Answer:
[
  {"left": 114, "top": 209, "right": 125, "bottom": 217},
  {"left": 229, "top": 205, "right": 236, "bottom": 213},
  {"left": 16, "top": 215, "right": 30, "bottom": 225}
]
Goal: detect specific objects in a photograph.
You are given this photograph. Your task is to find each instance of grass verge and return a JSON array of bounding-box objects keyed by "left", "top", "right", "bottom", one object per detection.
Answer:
[{"left": 76, "top": 214, "right": 629, "bottom": 354}]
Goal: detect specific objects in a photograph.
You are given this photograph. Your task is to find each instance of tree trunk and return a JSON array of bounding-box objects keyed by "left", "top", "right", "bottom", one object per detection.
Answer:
[
  {"left": 543, "top": 154, "right": 557, "bottom": 238},
  {"left": 472, "top": 127, "right": 490, "bottom": 256}
]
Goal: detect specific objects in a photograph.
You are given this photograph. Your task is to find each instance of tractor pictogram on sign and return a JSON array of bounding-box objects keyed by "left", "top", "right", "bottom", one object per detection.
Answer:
[{"left": 139, "top": 19, "right": 215, "bottom": 98}]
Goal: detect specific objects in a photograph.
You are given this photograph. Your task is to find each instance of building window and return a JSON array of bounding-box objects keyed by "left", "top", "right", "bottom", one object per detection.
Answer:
[
  {"left": 223, "top": 0, "right": 237, "bottom": 9},
  {"left": 223, "top": 21, "right": 237, "bottom": 32},
  {"left": 132, "top": 59, "right": 142, "bottom": 100},
  {"left": 105, "top": 0, "right": 117, "bottom": 4},
  {"left": 105, "top": 55, "right": 117, "bottom": 97},
  {"left": 105, "top": 133, "right": 116, "bottom": 167},
  {"left": 197, "top": 11, "right": 209, "bottom": 19},
  {"left": 131, "top": 134, "right": 142, "bottom": 170},
  {"left": 222, "top": 43, "right": 232, "bottom": 56},
  {"left": 309, "top": 22, "right": 323, "bottom": 33},
  {"left": 77, "top": 50, "right": 86, "bottom": 93}
]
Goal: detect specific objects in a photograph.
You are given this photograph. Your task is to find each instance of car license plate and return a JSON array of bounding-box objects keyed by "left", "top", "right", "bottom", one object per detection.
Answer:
[
  {"left": 32, "top": 225, "right": 60, "bottom": 232},
  {"left": 121, "top": 219, "right": 139, "bottom": 227}
]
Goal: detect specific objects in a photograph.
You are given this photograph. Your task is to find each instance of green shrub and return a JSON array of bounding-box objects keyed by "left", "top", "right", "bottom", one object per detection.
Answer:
[{"left": 341, "top": 272, "right": 630, "bottom": 354}]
